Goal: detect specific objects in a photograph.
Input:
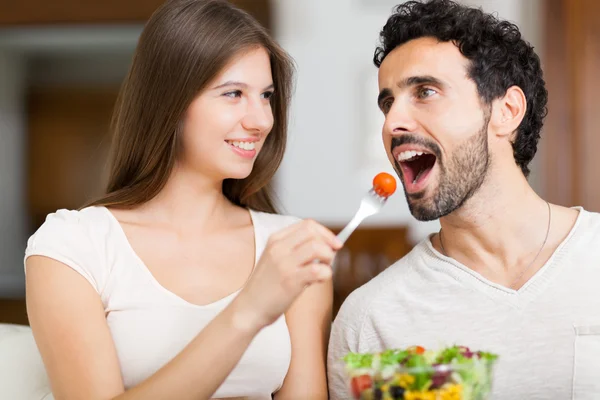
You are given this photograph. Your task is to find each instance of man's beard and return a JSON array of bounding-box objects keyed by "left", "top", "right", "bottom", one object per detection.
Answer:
[{"left": 394, "top": 116, "right": 491, "bottom": 221}]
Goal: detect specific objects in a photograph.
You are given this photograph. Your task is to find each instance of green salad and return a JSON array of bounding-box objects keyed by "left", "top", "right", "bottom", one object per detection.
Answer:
[{"left": 343, "top": 345, "right": 498, "bottom": 400}]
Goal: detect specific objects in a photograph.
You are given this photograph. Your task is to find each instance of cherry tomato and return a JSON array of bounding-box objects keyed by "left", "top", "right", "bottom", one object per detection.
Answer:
[
  {"left": 350, "top": 375, "right": 373, "bottom": 399},
  {"left": 408, "top": 345, "right": 426, "bottom": 354},
  {"left": 372, "top": 172, "right": 397, "bottom": 198}
]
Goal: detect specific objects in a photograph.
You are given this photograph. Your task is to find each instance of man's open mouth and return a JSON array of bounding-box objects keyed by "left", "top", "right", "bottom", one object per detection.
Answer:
[{"left": 396, "top": 150, "right": 437, "bottom": 190}]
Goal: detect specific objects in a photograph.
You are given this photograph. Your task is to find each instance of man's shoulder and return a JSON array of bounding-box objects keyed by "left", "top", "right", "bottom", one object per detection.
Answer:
[
  {"left": 565, "top": 207, "right": 600, "bottom": 247},
  {"left": 335, "top": 242, "right": 427, "bottom": 322},
  {"left": 352, "top": 252, "right": 418, "bottom": 296},
  {"left": 579, "top": 208, "right": 600, "bottom": 231}
]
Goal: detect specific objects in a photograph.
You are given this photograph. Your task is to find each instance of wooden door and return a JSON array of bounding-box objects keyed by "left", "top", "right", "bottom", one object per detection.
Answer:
[
  {"left": 27, "top": 86, "right": 117, "bottom": 231},
  {"left": 543, "top": 0, "right": 600, "bottom": 210}
]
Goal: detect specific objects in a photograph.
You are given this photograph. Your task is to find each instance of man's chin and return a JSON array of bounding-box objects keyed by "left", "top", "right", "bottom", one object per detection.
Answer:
[
  {"left": 409, "top": 208, "right": 442, "bottom": 222},
  {"left": 409, "top": 197, "right": 462, "bottom": 221},
  {"left": 407, "top": 197, "right": 443, "bottom": 222}
]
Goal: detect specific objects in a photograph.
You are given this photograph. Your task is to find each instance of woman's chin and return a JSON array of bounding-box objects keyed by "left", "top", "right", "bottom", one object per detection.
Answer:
[{"left": 223, "top": 166, "right": 254, "bottom": 181}]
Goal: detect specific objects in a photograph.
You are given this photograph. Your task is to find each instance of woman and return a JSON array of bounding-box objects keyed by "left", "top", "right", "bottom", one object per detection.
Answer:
[{"left": 24, "top": 1, "right": 340, "bottom": 399}]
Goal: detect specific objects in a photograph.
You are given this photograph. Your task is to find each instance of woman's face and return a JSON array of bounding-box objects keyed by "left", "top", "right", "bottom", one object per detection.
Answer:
[{"left": 179, "top": 46, "right": 275, "bottom": 182}]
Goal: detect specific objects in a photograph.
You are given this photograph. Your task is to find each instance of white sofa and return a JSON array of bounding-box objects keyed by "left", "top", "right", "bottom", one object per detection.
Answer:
[{"left": 0, "top": 323, "right": 53, "bottom": 399}]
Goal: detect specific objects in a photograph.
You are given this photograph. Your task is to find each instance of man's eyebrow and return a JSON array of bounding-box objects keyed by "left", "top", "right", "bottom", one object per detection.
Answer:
[
  {"left": 397, "top": 75, "right": 445, "bottom": 90},
  {"left": 377, "top": 75, "right": 446, "bottom": 109}
]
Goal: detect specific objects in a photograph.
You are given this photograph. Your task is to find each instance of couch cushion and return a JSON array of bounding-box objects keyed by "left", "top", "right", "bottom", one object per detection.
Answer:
[{"left": 0, "top": 323, "right": 53, "bottom": 399}]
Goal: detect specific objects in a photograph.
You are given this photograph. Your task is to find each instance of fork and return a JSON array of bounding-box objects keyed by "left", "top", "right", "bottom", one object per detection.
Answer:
[{"left": 335, "top": 189, "right": 390, "bottom": 245}]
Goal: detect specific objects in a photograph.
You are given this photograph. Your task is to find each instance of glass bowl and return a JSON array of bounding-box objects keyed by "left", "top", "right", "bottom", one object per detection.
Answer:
[{"left": 344, "top": 346, "right": 498, "bottom": 400}]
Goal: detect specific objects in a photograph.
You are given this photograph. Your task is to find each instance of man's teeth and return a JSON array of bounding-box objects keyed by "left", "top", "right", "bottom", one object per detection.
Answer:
[
  {"left": 228, "top": 141, "right": 256, "bottom": 151},
  {"left": 397, "top": 150, "right": 424, "bottom": 162}
]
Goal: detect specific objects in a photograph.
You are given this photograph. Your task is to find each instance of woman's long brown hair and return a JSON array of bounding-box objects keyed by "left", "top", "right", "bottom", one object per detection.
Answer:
[{"left": 86, "top": 0, "right": 294, "bottom": 213}]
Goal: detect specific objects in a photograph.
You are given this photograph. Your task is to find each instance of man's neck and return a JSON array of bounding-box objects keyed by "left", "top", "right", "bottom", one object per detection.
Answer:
[{"left": 435, "top": 165, "right": 553, "bottom": 284}]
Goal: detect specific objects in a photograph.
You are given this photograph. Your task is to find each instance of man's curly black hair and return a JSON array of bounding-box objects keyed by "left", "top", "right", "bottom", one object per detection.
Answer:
[{"left": 374, "top": 0, "right": 548, "bottom": 177}]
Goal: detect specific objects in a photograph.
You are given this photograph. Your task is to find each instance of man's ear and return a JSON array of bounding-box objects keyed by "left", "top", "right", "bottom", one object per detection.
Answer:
[{"left": 489, "top": 85, "right": 527, "bottom": 140}]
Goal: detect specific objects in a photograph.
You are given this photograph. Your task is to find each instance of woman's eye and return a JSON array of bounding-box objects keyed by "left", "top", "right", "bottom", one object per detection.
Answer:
[
  {"left": 223, "top": 90, "right": 242, "bottom": 98},
  {"left": 261, "top": 91, "right": 274, "bottom": 100}
]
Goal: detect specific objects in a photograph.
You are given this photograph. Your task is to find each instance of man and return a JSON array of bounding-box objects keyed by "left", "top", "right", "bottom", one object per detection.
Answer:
[{"left": 328, "top": 0, "right": 600, "bottom": 399}]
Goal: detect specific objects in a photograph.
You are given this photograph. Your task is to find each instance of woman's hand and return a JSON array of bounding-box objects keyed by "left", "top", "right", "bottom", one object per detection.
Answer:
[{"left": 233, "top": 219, "right": 342, "bottom": 330}]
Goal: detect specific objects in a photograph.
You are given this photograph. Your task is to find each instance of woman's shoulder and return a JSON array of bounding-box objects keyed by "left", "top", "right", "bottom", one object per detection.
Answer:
[
  {"left": 249, "top": 209, "right": 301, "bottom": 234},
  {"left": 25, "top": 206, "right": 115, "bottom": 297},
  {"left": 28, "top": 206, "right": 111, "bottom": 243}
]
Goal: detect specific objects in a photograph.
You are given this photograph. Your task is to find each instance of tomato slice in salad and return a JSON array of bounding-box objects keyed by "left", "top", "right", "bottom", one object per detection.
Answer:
[
  {"left": 351, "top": 375, "right": 372, "bottom": 398},
  {"left": 407, "top": 345, "right": 425, "bottom": 354}
]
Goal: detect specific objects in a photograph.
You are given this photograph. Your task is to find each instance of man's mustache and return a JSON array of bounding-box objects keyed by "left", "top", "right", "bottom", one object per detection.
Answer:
[{"left": 390, "top": 135, "right": 442, "bottom": 160}]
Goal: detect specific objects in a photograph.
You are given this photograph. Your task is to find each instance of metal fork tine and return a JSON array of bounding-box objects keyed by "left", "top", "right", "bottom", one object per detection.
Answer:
[{"left": 335, "top": 189, "right": 388, "bottom": 245}]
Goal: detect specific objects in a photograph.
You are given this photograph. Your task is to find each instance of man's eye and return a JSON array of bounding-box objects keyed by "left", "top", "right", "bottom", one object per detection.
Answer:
[
  {"left": 416, "top": 88, "right": 436, "bottom": 99},
  {"left": 381, "top": 99, "right": 393, "bottom": 113}
]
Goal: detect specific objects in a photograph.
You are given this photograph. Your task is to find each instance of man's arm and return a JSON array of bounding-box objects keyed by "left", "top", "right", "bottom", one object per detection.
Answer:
[{"left": 327, "top": 292, "right": 365, "bottom": 400}]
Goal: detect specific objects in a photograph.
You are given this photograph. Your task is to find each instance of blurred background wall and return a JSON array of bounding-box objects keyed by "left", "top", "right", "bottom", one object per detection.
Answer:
[{"left": 0, "top": 0, "right": 598, "bottom": 322}]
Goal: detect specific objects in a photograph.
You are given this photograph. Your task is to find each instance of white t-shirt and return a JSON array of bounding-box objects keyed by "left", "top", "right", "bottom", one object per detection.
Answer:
[
  {"left": 25, "top": 206, "right": 299, "bottom": 400},
  {"left": 328, "top": 207, "right": 600, "bottom": 400}
]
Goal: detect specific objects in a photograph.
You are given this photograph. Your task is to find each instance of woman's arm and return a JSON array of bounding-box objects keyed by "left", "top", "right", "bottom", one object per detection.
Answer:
[
  {"left": 26, "top": 256, "right": 263, "bottom": 400},
  {"left": 26, "top": 219, "right": 341, "bottom": 400},
  {"left": 274, "top": 280, "right": 333, "bottom": 399}
]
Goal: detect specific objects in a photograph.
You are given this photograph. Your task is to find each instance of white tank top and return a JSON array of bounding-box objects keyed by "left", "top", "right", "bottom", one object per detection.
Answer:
[{"left": 25, "top": 206, "right": 298, "bottom": 399}]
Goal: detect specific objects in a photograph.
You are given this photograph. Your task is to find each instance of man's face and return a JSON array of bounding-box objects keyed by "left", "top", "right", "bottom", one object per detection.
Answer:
[{"left": 378, "top": 37, "right": 491, "bottom": 221}]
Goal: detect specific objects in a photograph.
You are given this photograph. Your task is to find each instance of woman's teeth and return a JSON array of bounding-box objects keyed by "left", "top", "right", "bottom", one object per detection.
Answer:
[
  {"left": 397, "top": 150, "right": 424, "bottom": 162},
  {"left": 228, "top": 141, "right": 256, "bottom": 151}
]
